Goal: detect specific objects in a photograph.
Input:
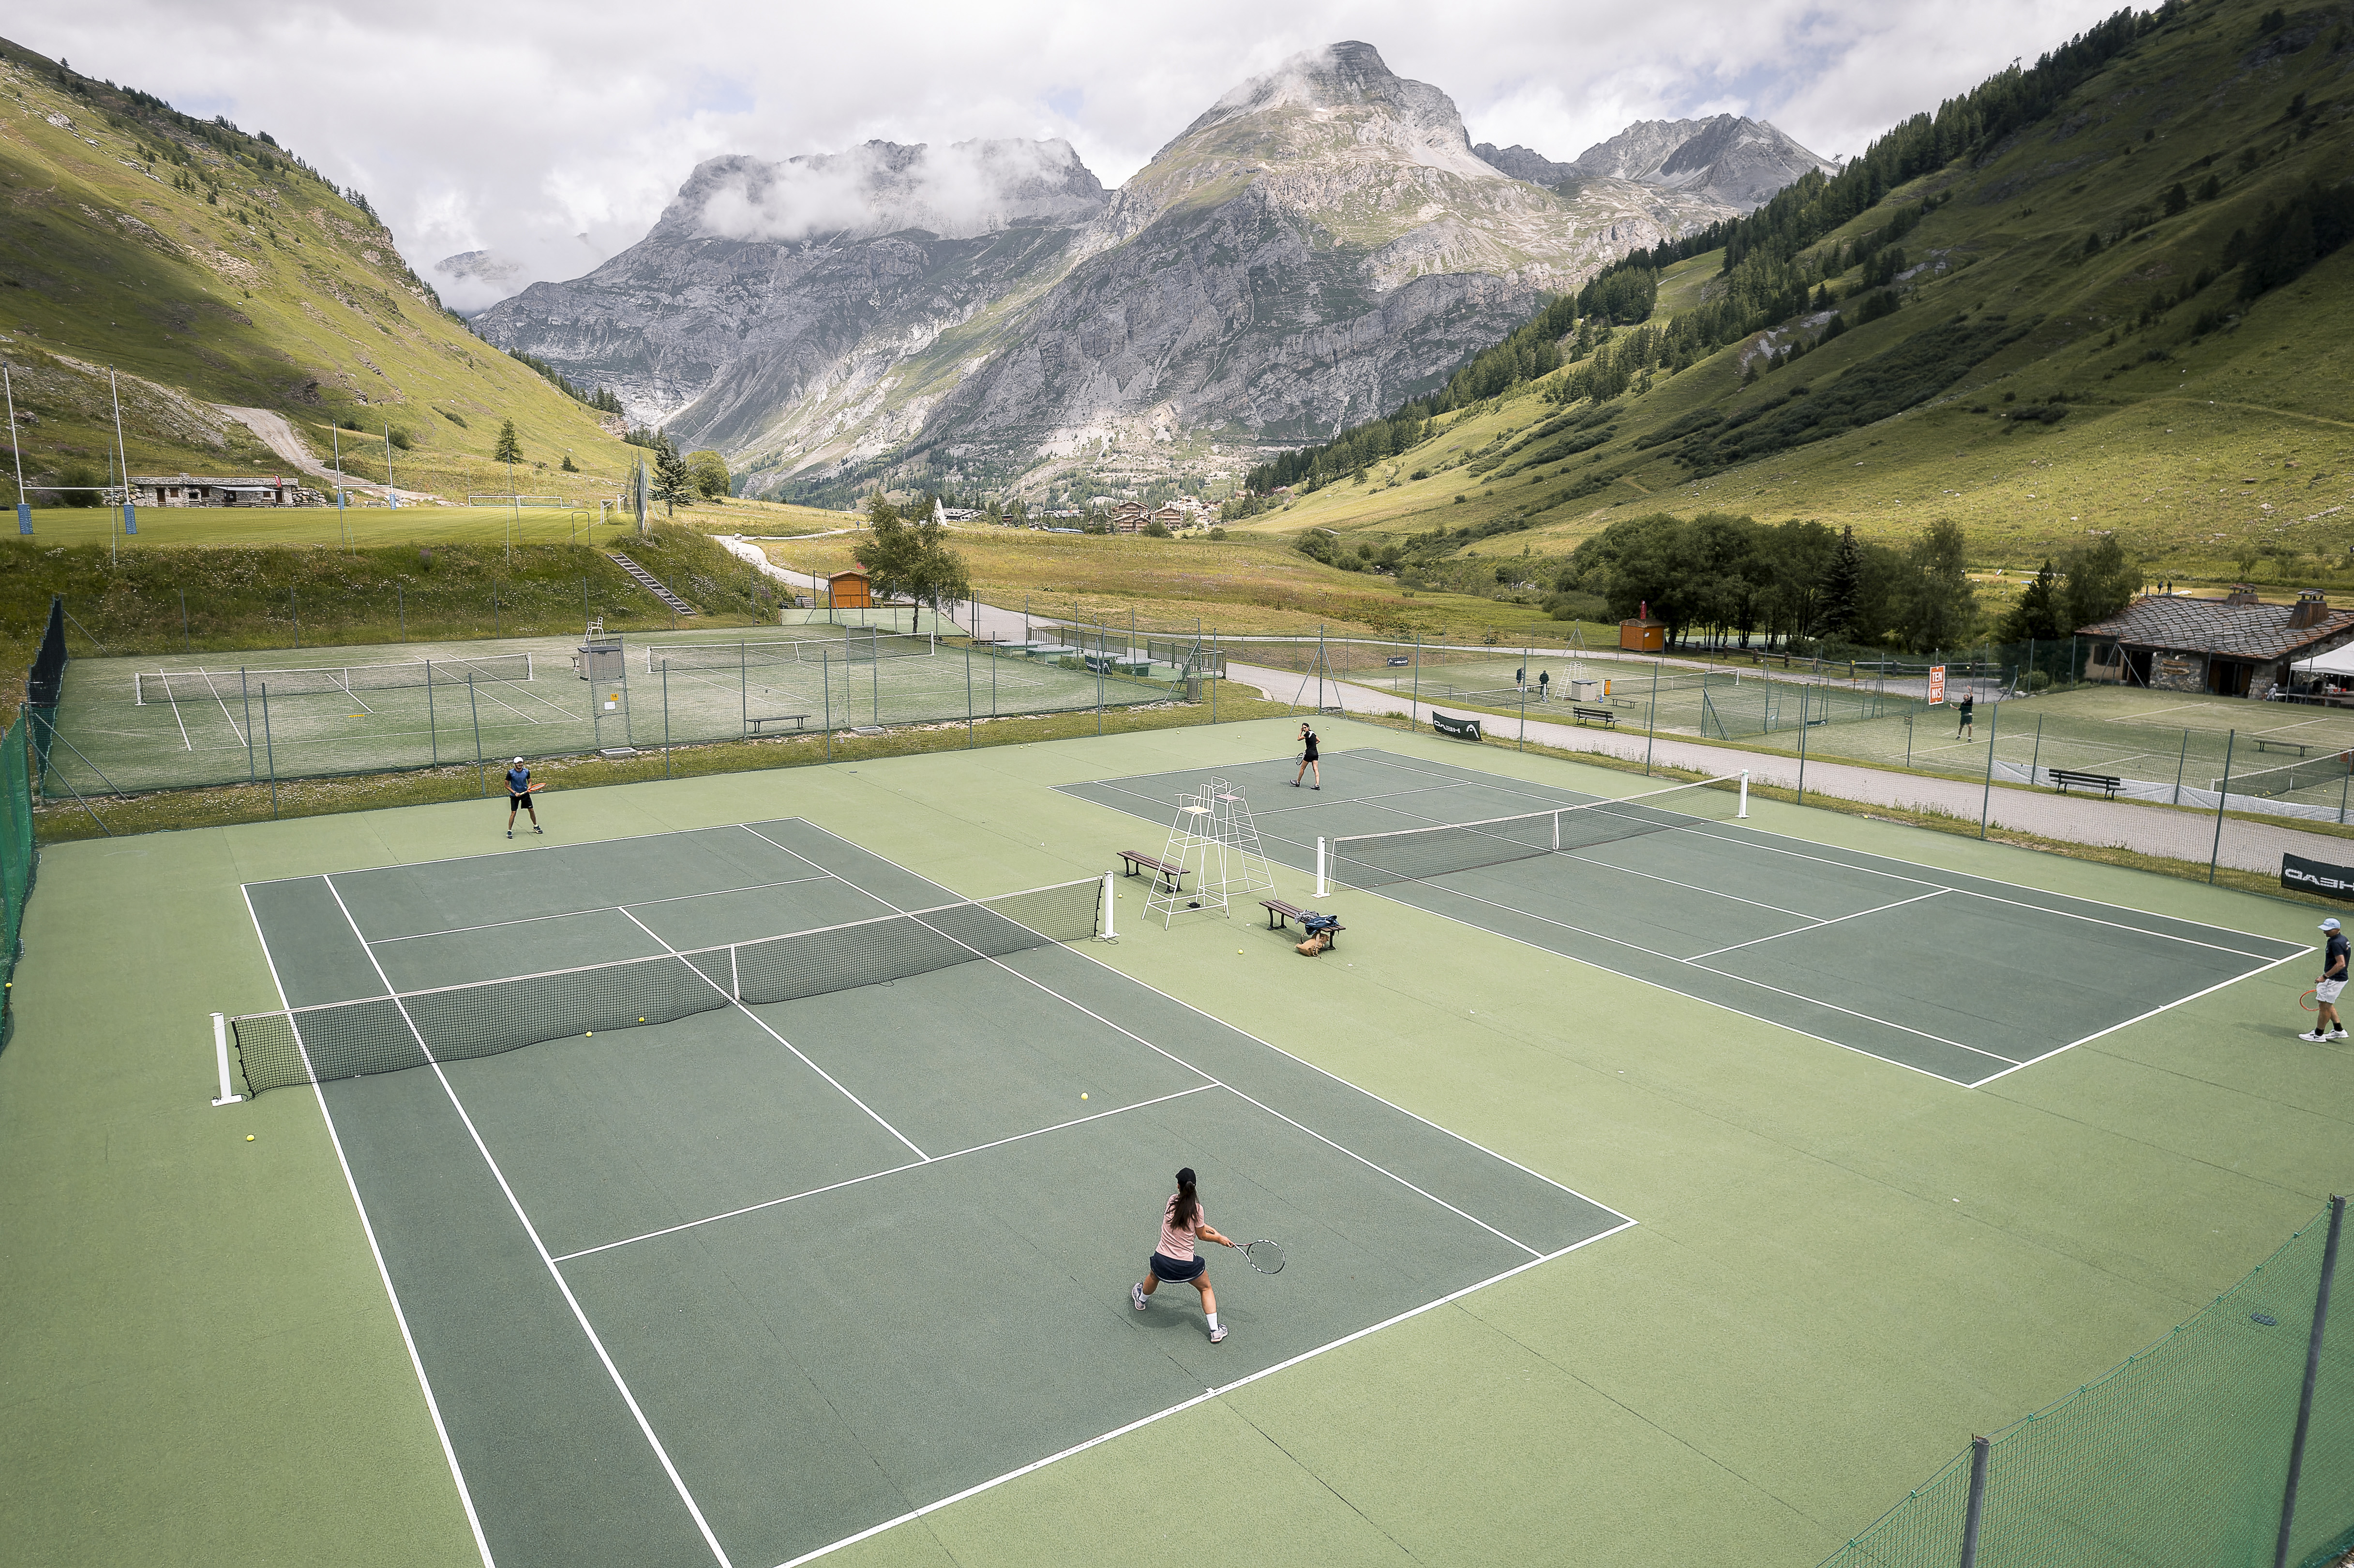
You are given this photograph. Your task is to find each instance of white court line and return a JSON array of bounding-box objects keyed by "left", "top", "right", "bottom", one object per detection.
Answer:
[
  {"left": 552, "top": 1084, "right": 1221, "bottom": 1263},
  {"left": 197, "top": 668, "right": 249, "bottom": 748},
  {"left": 1684, "top": 890, "right": 1950, "bottom": 960},
  {"left": 613, "top": 905, "right": 930, "bottom": 1162},
  {"left": 245, "top": 821, "right": 826, "bottom": 891},
  {"left": 368, "top": 872, "right": 836, "bottom": 945},
  {"left": 1968, "top": 947, "right": 2315, "bottom": 1086},
  {"left": 159, "top": 679, "right": 193, "bottom": 751},
  {"left": 755, "top": 825, "right": 1552, "bottom": 1256},
  {"left": 239, "top": 886, "right": 498, "bottom": 1568},
  {"left": 770, "top": 1220, "right": 1638, "bottom": 1568},
  {"left": 318, "top": 875, "right": 735, "bottom": 1568}
]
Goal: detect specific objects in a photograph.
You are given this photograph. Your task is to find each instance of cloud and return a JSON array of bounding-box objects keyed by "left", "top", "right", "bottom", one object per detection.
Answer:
[
  {"left": 685, "top": 138, "right": 1097, "bottom": 245},
  {"left": 23, "top": 0, "right": 2130, "bottom": 306}
]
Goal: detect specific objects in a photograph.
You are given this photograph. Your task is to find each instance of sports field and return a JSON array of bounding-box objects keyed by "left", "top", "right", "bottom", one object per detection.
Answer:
[{"left": 1, "top": 716, "right": 2348, "bottom": 1568}]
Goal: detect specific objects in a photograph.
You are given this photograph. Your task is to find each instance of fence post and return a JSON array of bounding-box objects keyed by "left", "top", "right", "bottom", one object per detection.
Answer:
[
  {"left": 261, "top": 684, "right": 278, "bottom": 819},
  {"left": 2174, "top": 730, "right": 2190, "bottom": 806},
  {"left": 1411, "top": 633, "right": 1421, "bottom": 731},
  {"left": 1518, "top": 642, "right": 1529, "bottom": 751},
  {"left": 468, "top": 676, "right": 484, "bottom": 797},
  {"left": 662, "top": 664, "right": 671, "bottom": 779},
  {"left": 1959, "top": 1434, "right": 1991, "bottom": 1568},
  {"left": 426, "top": 662, "right": 437, "bottom": 765},
  {"left": 1645, "top": 659, "right": 1660, "bottom": 776},
  {"left": 965, "top": 642, "right": 975, "bottom": 748},
  {"left": 2276, "top": 1194, "right": 2345, "bottom": 1568},
  {"left": 2341, "top": 763, "right": 2350, "bottom": 828},
  {"left": 291, "top": 588, "right": 299, "bottom": 650},
  {"left": 1798, "top": 703, "right": 1808, "bottom": 803},
  {"left": 2029, "top": 714, "right": 2044, "bottom": 786},
  {"left": 822, "top": 650, "right": 831, "bottom": 762},
  {"left": 1979, "top": 693, "right": 2000, "bottom": 839},
  {"left": 180, "top": 588, "right": 190, "bottom": 651},
  {"left": 739, "top": 642, "right": 748, "bottom": 739},
  {"left": 241, "top": 669, "right": 255, "bottom": 782},
  {"left": 2211, "top": 731, "right": 2235, "bottom": 883},
  {"left": 398, "top": 583, "right": 405, "bottom": 642}
]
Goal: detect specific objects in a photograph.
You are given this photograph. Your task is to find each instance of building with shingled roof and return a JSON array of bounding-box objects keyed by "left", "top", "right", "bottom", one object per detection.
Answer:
[{"left": 2076, "top": 588, "right": 2354, "bottom": 697}]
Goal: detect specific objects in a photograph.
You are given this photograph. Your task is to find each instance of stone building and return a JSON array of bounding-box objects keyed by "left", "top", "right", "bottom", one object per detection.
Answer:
[
  {"left": 2076, "top": 588, "right": 2354, "bottom": 697},
  {"left": 129, "top": 474, "right": 315, "bottom": 506}
]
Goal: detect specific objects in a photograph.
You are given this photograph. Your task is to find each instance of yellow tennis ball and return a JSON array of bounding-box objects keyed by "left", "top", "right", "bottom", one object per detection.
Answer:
[
  {"left": 1080, "top": 1092, "right": 1089, "bottom": 1100},
  {"left": 639, "top": 1017, "right": 646, "bottom": 1023},
  {"left": 1238, "top": 949, "right": 1244, "bottom": 955},
  {"left": 246, "top": 1135, "right": 255, "bottom": 1141}
]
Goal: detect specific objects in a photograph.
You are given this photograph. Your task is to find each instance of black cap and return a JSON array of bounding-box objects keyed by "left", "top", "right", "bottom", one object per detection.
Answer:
[{"left": 1175, "top": 1166, "right": 1196, "bottom": 1187}]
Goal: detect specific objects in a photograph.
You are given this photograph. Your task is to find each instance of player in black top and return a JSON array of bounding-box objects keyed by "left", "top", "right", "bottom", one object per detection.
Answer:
[
  {"left": 1291, "top": 722, "right": 1321, "bottom": 790},
  {"left": 2302, "top": 916, "right": 2349, "bottom": 1043},
  {"left": 505, "top": 758, "right": 543, "bottom": 838},
  {"left": 1955, "top": 692, "right": 1976, "bottom": 739}
]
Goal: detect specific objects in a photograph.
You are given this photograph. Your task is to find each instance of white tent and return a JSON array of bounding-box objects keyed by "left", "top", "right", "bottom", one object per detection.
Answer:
[{"left": 2292, "top": 641, "right": 2354, "bottom": 677}]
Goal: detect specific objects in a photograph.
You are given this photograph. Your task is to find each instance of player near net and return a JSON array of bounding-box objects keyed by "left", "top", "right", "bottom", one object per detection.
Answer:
[{"left": 505, "top": 758, "right": 545, "bottom": 838}]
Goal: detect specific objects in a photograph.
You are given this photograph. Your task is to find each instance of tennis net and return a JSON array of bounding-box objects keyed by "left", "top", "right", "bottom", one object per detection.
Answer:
[
  {"left": 2216, "top": 750, "right": 2353, "bottom": 799},
  {"left": 1328, "top": 775, "right": 1747, "bottom": 889},
  {"left": 136, "top": 654, "right": 533, "bottom": 704},
  {"left": 645, "top": 632, "right": 935, "bottom": 672},
  {"left": 226, "top": 876, "right": 1104, "bottom": 1096}
]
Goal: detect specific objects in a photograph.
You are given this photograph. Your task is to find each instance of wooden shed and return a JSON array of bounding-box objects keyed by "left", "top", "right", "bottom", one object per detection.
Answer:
[
  {"left": 1618, "top": 612, "right": 1665, "bottom": 653},
  {"left": 827, "top": 569, "right": 872, "bottom": 610}
]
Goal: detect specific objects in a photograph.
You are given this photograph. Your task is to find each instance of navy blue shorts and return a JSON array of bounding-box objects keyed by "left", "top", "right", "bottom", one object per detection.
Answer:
[{"left": 1148, "top": 1252, "right": 1206, "bottom": 1283}]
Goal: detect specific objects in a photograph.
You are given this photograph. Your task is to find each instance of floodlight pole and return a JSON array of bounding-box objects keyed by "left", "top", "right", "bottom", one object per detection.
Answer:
[
  {"left": 506, "top": 456, "right": 515, "bottom": 566},
  {"left": 383, "top": 423, "right": 397, "bottom": 509},
  {"left": 108, "top": 366, "right": 136, "bottom": 547},
  {"left": 4, "top": 363, "right": 30, "bottom": 536},
  {"left": 330, "top": 422, "right": 348, "bottom": 549}
]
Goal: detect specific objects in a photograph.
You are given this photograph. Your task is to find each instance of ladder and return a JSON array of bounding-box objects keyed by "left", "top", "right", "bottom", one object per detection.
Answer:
[{"left": 608, "top": 552, "right": 697, "bottom": 615}]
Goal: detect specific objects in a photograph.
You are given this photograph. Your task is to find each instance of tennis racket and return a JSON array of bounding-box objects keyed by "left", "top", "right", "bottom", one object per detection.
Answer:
[
  {"left": 2301, "top": 988, "right": 2319, "bottom": 1013},
  {"left": 1237, "top": 1238, "right": 1286, "bottom": 1275}
]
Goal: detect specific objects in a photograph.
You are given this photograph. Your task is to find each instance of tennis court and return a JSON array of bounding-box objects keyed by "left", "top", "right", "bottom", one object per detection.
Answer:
[
  {"left": 1058, "top": 747, "right": 2310, "bottom": 1087},
  {"left": 233, "top": 818, "right": 1629, "bottom": 1568}
]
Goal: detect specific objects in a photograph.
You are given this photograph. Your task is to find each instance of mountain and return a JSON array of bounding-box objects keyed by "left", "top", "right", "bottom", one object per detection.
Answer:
[
  {"left": 475, "top": 43, "right": 1735, "bottom": 500},
  {"left": 0, "top": 37, "right": 637, "bottom": 502},
  {"left": 1231, "top": 0, "right": 2354, "bottom": 591},
  {"left": 1470, "top": 143, "right": 1579, "bottom": 187},
  {"left": 1567, "top": 115, "right": 1840, "bottom": 209}
]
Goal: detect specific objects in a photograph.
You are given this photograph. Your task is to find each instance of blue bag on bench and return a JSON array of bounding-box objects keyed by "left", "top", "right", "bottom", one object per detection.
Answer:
[{"left": 1301, "top": 911, "right": 1337, "bottom": 935}]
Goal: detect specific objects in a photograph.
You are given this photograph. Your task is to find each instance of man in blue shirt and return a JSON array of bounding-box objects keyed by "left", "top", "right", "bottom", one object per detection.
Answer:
[
  {"left": 2301, "top": 916, "right": 2348, "bottom": 1043},
  {"left": 505, "top": 757, "right": 543, "bottom": 839}
]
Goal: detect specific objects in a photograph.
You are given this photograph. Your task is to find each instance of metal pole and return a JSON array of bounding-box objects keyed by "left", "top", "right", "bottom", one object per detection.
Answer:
[
  {"left": 1518, "top": 641, "right": 1529, "bottom": 751},
  {"left": 384, "top": 423, "right": 396, "bottom": 510},
  {"left": 331, "top": 423, "right": 346, "bottom": 545},
  {"left": 261, "top": 685, "right": 277, "bottom": 819},
  {"left": 2340, "top": 761, "right": 2351, "bottom": 828},
  {"left": 1798, "top": 702, "right": 1808, "bottom": 803},
  {"left": 426, "top": 662, "right": 437, "bottom": 764},
  {"left": 663, "top": 663, "right": 671, "bottom": 779},
  {"left": 965, "top": 642, "right": 974, "bottom": 747},
  {"left": 2174, "top": 730, "right": 2190, "bottom": 806},
  {"left": 740, "top": 641, "right": 748, "bottom": 739},
  {"left": 179, "top": 588, "right": 189, "bottom": 651},
  {"left": 398, "top": 584, "right": 405, "bottom": 642},
  {"left": 871, "top": 640, "right": 881, "bottom": 725},
  {"left": 1411, "top": 633, "right": 1421, "bottom": 730},
  {"left": 1979, "top": 693, "right": 1999, "bottom": 838},
  {"left": 468, "top": 675, "right": 484, "bottom": 797},
  {"left": 2029, "top": 714, "right": 2043, "bottom": 787},
  {"left": 822, "top": 650, "right": 831, "bottom": 762},
  {"left": 291, "top": 587, "right": 299, "bottom": 649},
  {"left": 1959, "top": 1435, "right": 1991, "bottom": 1568},
  {"left": 4, "top": 363, "right": 30, "bottom": 535},
  {"left": 1645, "top": 658, "right": 1660, "bottom": 775},
  {"left": 2210, "top": 731, "right": 2235, "bottom": 883},
  {"left": 241, "top": 669, "right": 255, "bottom": 781},
  {"left": 1211, "top": 633, "right": 1219, "bottom": 722},
  {"left": 108, "top": 366, "right": 135, "bottom": 547},
  {"left": 2275, "top": 1195, "right": 2345, "bottom": 1568},
  {"left": 1096, "top": 638, "right": 1105, "bottom": 735}
]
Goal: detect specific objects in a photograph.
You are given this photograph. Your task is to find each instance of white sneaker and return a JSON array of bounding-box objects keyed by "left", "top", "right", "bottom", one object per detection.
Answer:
[
  {"left": 1131, "top": 1283, "right": 1148, "bottom": 1311},
  {"left": 2299, "top": 1030, "right": 2329, "bottom": 1042},
  {"left": 1208, "top": 1324, "right": 1229, "bottom": 1344},
  {"left": 2332, "top": 1030, "right": 2349, "bottom": 1041}
]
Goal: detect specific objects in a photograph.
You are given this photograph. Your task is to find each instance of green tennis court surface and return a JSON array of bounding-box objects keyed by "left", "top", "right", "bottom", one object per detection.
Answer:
[
  {"left": 1058, "top": 748, "right": 2309, "bottom": 1087},
  {"left": 239, "top": 820, "right": 1628, "bottom": 1568}
]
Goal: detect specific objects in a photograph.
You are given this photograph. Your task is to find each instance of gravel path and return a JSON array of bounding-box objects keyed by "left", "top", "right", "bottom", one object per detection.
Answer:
[{"left": 1227, "top": 661, "right": 2350, "bottom": 878}]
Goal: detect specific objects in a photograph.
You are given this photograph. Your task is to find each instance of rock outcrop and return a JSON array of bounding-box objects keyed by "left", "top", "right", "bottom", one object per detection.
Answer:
[{"left": 1565, "top": 115, "right": 1839, "bottom": 211}]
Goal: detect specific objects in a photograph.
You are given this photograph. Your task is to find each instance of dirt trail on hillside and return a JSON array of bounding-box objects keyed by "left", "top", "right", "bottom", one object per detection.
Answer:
[{"left": 213, "top": 406, "right": 430, "bottom": 502}]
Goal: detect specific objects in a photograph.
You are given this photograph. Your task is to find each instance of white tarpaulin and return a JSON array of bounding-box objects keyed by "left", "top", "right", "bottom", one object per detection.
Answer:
[{"left": 2293, "top": 642, "right": 2354, "bottom": 676}]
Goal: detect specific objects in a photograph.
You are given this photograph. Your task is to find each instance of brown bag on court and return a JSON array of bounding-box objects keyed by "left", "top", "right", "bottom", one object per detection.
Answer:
[{"left": 1296, "top": 933, "right": 1329, "bottom": 956}]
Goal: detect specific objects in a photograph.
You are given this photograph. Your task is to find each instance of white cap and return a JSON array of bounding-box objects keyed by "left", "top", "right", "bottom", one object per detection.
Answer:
[
  {"left": 2323, "top": 918, "right": 2342, "bottom": 931},
  {"left": 512, "top": 757, "right": 524, "bottom": 765}
]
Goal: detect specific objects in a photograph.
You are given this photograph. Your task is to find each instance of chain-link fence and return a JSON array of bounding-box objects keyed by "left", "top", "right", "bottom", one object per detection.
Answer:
[{"left": 1823, "top": 1197, "right": 2351, "bottom": 1568}]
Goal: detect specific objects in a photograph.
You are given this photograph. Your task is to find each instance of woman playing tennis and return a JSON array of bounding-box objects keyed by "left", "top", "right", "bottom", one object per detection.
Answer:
[{"left": 1132, "top": 1166, "right": 1237, "bottom": 1342}]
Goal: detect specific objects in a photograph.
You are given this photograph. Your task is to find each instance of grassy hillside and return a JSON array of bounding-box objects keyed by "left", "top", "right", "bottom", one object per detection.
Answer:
[
  {"left": 1237, "top": 0, "right": 2354, "bottom": 593},
  {"left": 0, "top": 40, "right": 642, "bottom": 505}
]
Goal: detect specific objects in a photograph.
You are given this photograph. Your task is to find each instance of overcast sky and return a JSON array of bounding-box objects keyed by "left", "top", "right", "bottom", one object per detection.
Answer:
[{"left": 31, "top": 0, "right": 2125, "bottom": 309}]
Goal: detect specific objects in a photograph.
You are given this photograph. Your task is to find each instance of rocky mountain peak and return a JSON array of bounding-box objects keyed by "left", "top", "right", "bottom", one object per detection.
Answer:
[
  {"left": 1157, "top": 41, "right": 1489, "bottom": 177},
  {"left": 1567, "top": 114, "right": 1838, "bottom": 210},
  {"left": 657, "top": 137, "right": 1106, "bottom": 246}
]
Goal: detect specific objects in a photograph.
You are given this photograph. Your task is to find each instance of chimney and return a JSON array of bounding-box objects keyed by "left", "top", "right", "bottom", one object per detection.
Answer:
[
  {"left": 2289, "top": 589, "right": 2329, "bottom": 629},
  {"left": 2224, "top": 584, "right": 2260, "bottom": 606}
]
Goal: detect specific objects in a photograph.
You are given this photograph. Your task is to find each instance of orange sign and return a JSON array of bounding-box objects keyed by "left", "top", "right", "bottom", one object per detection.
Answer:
[{"left": 1927, "top": 665, "right": 1947, "bottom": 705}]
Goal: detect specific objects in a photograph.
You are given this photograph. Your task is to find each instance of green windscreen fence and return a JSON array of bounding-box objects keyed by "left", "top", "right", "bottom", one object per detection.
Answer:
[
  {"left": 0, "top": 716, "right": 36, "bottom": 1050},
  {"left": 1822, "top": 1200, "right": 2353, "bottom": 1568}
]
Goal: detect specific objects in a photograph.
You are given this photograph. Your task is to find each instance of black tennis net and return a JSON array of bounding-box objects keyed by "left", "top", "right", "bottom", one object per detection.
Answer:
[
  {"left": 1327, "top": 775, "right": 1747, "bottom": 889},
  {"left": 228, "top": 876, "right": 1103, "bottom": 1096}
]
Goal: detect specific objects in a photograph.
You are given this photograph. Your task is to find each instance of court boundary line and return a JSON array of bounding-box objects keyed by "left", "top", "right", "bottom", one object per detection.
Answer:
[
  {"left": 767, "top": 821, "right": 1626, "bottom": 1248},
  {"left": 770, "top": 1220, "right": 1637, "bottom": 1568},
  {"left": 238, "top": 884, "right": 498, "bottom": 1568},
  {"left": 1968, "top": 947, "right": 2316, "bottom": 1086},
  {"left": 1684, "top": 890, "right": 1951, "bottom": 960},
  {"left": 612, "top": 905, "right": 932, "bottom": 1163},
  {"left": 1354, "top": 739, "right": 2302, "bottom": 962},
  {"left": 551, "top": 1083, "right": 1223, "bottom": 1263},
  {"left": 241, "top": 821, "right": 831, "bottom": 891},
  {"left": 317, "top": 874, "right": 737, "bottom": 1568},
  {"left": 368, "top": 872, "right": 838, "bottom": 945}
]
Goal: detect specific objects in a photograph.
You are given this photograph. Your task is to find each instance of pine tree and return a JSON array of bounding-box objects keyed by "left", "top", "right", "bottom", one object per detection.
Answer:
[
  {"left": 492, "top": 418, "right": 523, "bottom": 464},
  {"left": 1999, "top": 559, "right": 2066, "bottom": 642},
  {"left": 1818, "top": 525, "right": 1863, "bottom": 640},
  {"left": 650, "top": 433, "right": 691, "bottom": 516}
]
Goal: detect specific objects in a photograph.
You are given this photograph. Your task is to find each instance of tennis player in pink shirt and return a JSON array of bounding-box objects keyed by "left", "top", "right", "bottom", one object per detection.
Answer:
[{"left": 1131, "top": 1166, "right": 1238, "bottom": 1342}]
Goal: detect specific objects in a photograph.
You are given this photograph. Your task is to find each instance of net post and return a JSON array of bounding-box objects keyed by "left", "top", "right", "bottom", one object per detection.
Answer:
[
  {"left": 1738, "top": 770, "right": 1749, "bottom": 818},
  {"left": 1315, "top": 838, "right": 1328, "bottom": 898},
  {"left": 1100, "top": 872, "right": 1117, "bottom": 940},
  {"left": 1959, "top": 1434, "right": 1989, "bottom": 1568},
  {"left": 730, "top": 944, "right": 741, "bottom": 1002},
  {"left": 210, "top": 1012, "right": 243, "bottom": 1105},
  {"left": 2275, "top": 1193, "right": 2344, "bottom": 1568}
]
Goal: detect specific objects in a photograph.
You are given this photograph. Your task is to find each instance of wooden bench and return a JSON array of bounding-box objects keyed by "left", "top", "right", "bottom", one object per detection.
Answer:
[
  {"left": 2047, "top": 767, "right": 2124, "bottom": 799},
  {"left": 1571, "top": 705, "right": 1618, "bottom": 729},
  {"left": 1260, "top": 898, "right": 1344, "bottom": 946},
  {"left": 1117, "top": 849, "right": 1187, "bottom": 890},
  {"left": 2253, "top": 737, "right": 2313, "bottom": 756},
  {"left": 747, "top": 713, "right": 810, "bottom": 733}
]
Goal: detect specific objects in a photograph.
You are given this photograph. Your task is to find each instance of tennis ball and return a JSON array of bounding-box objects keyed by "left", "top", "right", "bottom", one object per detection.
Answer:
[
  {"left": 639, "top": 1017, "right": 646, "bottom": 1023},
  {"left": 246, "top": 1134, "right": 255, "bottom": 1141},
  {"left": 1080, "top": 1092, "right": 1089, "bottom": 1100}
]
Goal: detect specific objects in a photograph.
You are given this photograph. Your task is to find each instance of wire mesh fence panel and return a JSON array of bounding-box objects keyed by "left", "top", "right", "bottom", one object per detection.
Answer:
[
  {"left": 1817, "top": 1203, "right": 2354, "bottom": 1568},
  {"left": 0, "top": 717, "right": 36, "bottom": 1047}
]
